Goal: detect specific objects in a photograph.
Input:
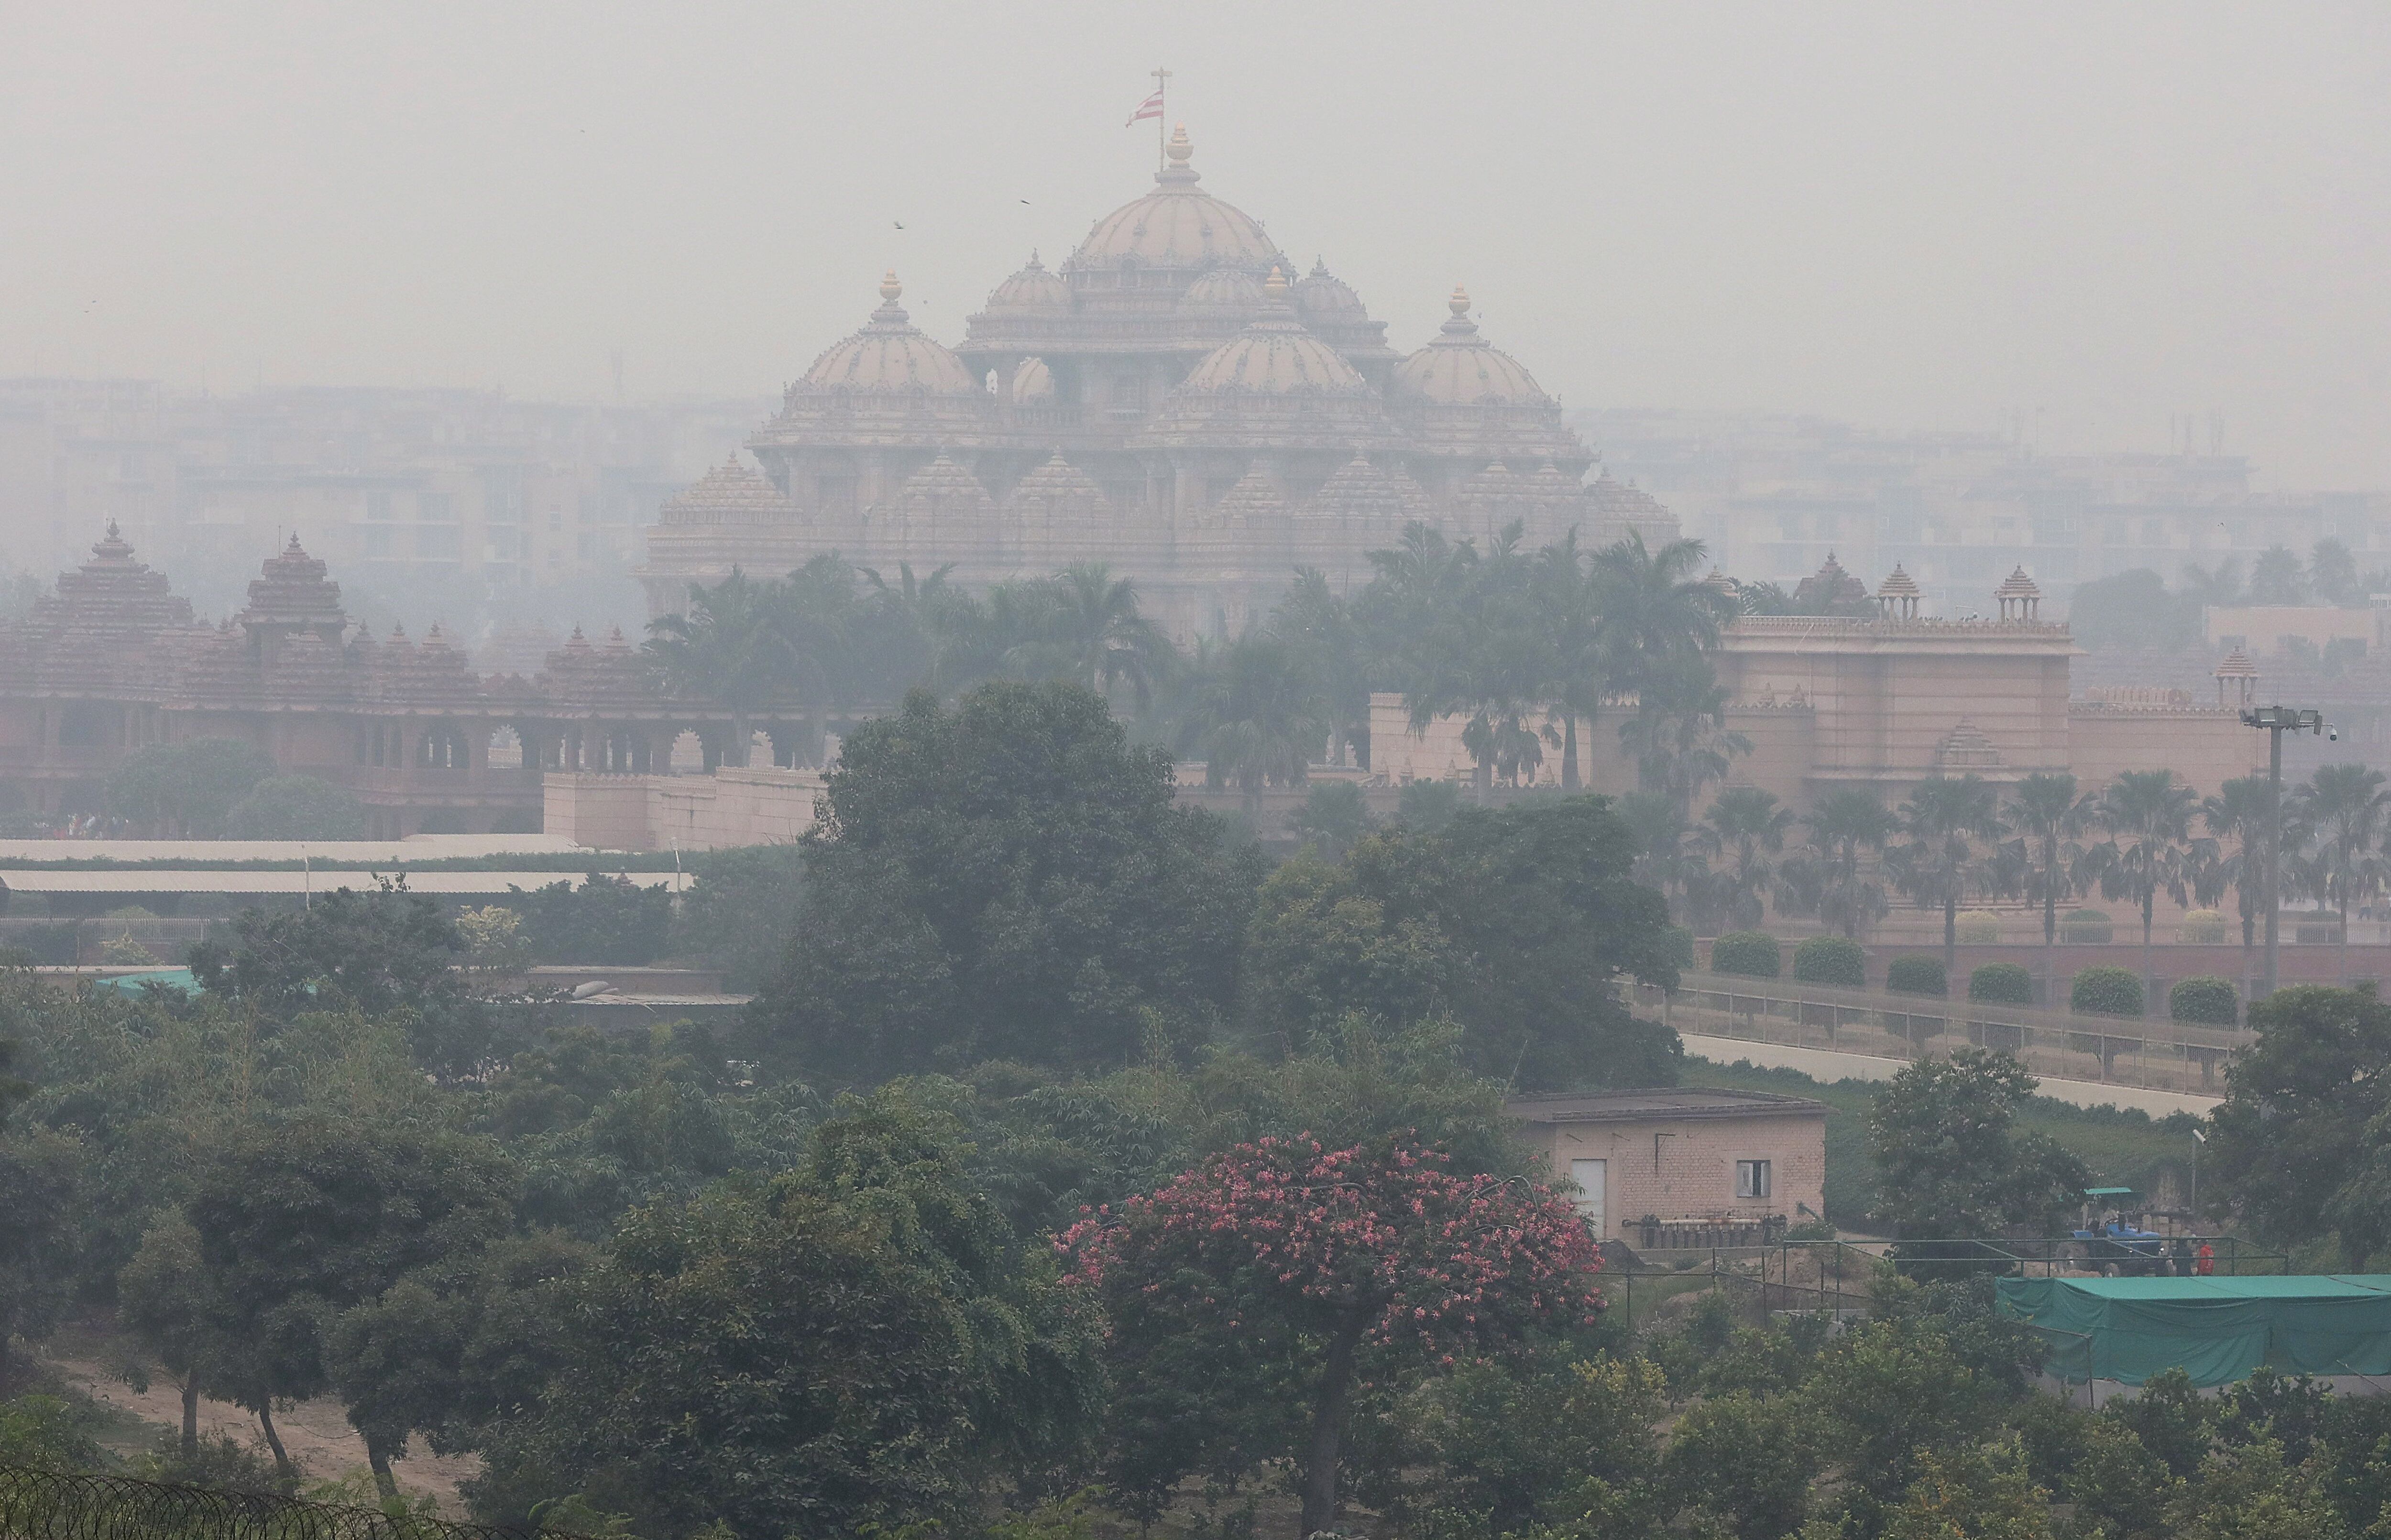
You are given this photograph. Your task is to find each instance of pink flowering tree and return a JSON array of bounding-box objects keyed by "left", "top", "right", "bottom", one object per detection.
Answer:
[{"left": 1058, "top": 1131, "right": 1604, "bottom": 1534}]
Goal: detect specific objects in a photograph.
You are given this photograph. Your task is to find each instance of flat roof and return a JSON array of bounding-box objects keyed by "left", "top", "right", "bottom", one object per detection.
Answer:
[
  {"left": 0, "top": 835, "right": 593, "bottom": 863},
  {"left": 1505, "top": 1087, "right": 1832, "bottom": 1124}
]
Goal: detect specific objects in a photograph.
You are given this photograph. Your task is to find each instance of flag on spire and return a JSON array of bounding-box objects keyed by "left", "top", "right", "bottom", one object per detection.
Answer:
[{"left": 1126, "top": 87, "right": 1165, "bottom": 126}]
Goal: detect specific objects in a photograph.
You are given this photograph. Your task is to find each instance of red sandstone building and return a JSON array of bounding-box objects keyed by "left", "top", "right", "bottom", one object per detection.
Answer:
[{"left": 0, "top": 527, "right": 779, "bottom": 835}]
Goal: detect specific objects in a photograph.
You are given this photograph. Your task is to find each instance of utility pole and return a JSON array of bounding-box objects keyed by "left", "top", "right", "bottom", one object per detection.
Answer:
[{"left": 2241, "top": 705, "right": 2327, "bottom": 996}]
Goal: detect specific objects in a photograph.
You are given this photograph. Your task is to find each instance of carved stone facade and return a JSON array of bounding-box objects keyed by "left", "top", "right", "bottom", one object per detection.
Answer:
[
  {"left": 636, "top": 127, "right": 1678, "bottom": 638},
  {"left": 0, "top": 529, "right": 817, "bottom": 834}
]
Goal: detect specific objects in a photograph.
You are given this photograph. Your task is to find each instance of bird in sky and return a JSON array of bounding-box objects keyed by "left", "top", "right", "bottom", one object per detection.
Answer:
[{"left": 894, "top": 221, "right": 905, "bottom": 229}]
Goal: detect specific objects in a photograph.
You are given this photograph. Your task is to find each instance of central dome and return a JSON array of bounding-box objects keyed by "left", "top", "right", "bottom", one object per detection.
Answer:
[{"left": 1066, "top": 125, "right": 1284, "bottom": 278}]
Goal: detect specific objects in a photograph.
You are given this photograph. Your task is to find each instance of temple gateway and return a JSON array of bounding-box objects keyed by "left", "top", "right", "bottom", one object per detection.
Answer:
[{"left": 636, "top": 124, "right": 1678, "bottom": 637}]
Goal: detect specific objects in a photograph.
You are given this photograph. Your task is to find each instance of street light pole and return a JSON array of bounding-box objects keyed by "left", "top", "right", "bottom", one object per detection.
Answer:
[{"left": 2241, "top": 705, "right": 2326, "bottom": 998}]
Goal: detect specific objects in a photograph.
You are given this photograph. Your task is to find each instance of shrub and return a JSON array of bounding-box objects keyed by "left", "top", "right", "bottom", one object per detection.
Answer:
[
  {"left": 2061, "top": 907, "right": 2114, "bottom": 944},
  {"left": 1956, "top": 909, "right": 2003, "bottom": 944},
  {"left": 1666, "top": 925, "right": 1697, "bottom": 970},
  {"left": 2169, "top": 975, "right": 2241, "bottom": 1026},
  {"left": 1887, "top": 956, "right": 1947, "bottom": 997},
  {"left": 2178, "top": 908, "right": 2229, "bottom": 945},
  {"left": 2071, "top": 966, "right": 2144, "bottom": 1018},
  {"left": 1710, "top": 930, "right": 1781, "bottom": 978},
  {"left": 1793, "top": 935, "right": 1866, "bottom": 987},
  {"left": 1969, "top": 962, "right": 2035, "bottom": 1005}
]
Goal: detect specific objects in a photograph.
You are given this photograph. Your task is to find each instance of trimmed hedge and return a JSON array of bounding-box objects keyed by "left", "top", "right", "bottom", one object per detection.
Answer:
[
  {"left": 2179, "top": 909, "right": 2230, "bottom": 945},
  {"left": 1793, "top": 936, "right": 1866, "bottom": 987},
  {"left": 2061, "top": 907, "right": 2115, "bottom": 944},
  {"left": 2170, "top": 975, "right": 2241, "bottom": 1026},
  {"left": 2071, "top": 966, "right": 2145, "bottom": 1018},
  {"left": 1969, "top": 962, "right": 2035, "bottom": 1005},
  {"left": 1956, "top": 909, "right": 2003, "bottom": 944},
  {"left": 1887, "top": 955, "right": 1947, "bottom": 997},
  {"left": 1711, "top": 930, "right": 1781, "bottom": 978}
]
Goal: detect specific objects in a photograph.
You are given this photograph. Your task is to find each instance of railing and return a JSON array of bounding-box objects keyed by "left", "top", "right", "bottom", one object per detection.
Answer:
[
  {"left": 0, "top": 1464, "right": 594, "bottom": 1540},
  {"left": 1634, "top": 971, "right": 2252, "bottom": 1096}
]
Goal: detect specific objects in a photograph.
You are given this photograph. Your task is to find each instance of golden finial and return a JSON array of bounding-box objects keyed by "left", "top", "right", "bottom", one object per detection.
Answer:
[
  {"left": 879, "top": 270, "right": 902, "bottom": 303},
  {"left": 1264, "top": 264, "right": 1289, "bottom": 300},
  {"left": 1166, "top": 122, "right": 1193, "bottom": 164},
  {"left": 1448, "top": 284, "right": 1471, "bottom": 318}
]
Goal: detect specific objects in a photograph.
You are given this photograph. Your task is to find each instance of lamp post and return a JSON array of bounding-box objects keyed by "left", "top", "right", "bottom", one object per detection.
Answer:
[{"left": 2240, "top": 706, "right": 2326, "bottom": 997}]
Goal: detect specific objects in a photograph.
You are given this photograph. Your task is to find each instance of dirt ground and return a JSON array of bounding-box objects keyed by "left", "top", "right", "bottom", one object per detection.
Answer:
[{"left": 41, "top": 1351, "right": 481, "bottom": 1515}]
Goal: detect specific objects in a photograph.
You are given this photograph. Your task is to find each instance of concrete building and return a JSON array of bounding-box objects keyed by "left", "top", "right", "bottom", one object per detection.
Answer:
[
  {"left": 1507, "top": 1088, "right": 1830, "bottom": 1248},
  {"left": 636, "top": 124, "right": 1678, "bottom": 640}
]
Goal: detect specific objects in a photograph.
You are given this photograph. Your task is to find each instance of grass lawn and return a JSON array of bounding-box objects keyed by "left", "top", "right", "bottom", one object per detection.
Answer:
[{"left": 1677, "top": 1056, "right": 2200, "bottom": 1231}]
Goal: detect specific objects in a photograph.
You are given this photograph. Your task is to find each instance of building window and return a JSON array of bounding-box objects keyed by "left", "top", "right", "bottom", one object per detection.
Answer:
[{"left": 1736, "top": 1159, "right": 1772, "bottom": 1200}]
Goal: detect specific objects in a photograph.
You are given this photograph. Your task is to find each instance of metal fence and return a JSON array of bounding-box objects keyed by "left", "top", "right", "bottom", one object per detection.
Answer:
[
  {"left": 0, "top": 1466, "right": 592, "bottom": 1540},
  {"left": 1633, "top": 971, "right": 2253, "bottom": 1096}
]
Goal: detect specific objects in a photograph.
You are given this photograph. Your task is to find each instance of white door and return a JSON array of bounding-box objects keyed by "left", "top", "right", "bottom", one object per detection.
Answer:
[{"left": 1570, "top": 1158, "right": 1608, "bottom": 1236}]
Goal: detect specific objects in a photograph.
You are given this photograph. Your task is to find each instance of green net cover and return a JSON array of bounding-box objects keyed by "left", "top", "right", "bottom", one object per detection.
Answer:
[{"left": 1996, "top": 1275, "right": 2391, "bottom": 1387}]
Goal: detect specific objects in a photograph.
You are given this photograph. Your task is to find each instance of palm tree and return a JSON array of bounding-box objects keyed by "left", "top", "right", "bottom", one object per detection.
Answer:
[
  {"left": 2084, "top": 770, "right": 2204, "bottom": 1000},
  {"left": 1530, "top": 532, "right": 1606, "bottom": 790},
  {"left": 1175, "top": 634, "right": 1329, "bottom": 816},
  {"left": 2005, "top": 772, "right": 2093, "bottom": 1002},
  {"left": 1886, "top": 775, "right": 2005, "bottom": 983},
  {"left": 2291, "top": 764, "right": 2391, "bottom": 985},
  {"left": 1616, "top": 649, "right": 1748, "bottom": 817},
  {"left": 1591, "top": 530, "right": 1732, "bottom": 694},
  {"left": 1042, "top": 561, "right": 1171, "bottom": 711},
  {"left": 1272, "top": 569, "right": 1373, "bottom": 767},
  {"left": 857, "top": 560, "right": 966, "bottom": 698},
  {"left": 2248, "top": 544, "right": 2311, "bottom": 606},
  {"left": 644, "top": 568, "right": 793, "bottom": 767},
  {"left": 1697, "top": 786, "right": 1795, "bottom": 932},
  {"left": 1617, "top": 790, "right": 1705, "bottom": 927},
  {"left": 1790, "top": 786, "right": 1897, "bottom": 939},
  {"left": 2202, "top": 775, "right": 2276, "bottom": 990}
]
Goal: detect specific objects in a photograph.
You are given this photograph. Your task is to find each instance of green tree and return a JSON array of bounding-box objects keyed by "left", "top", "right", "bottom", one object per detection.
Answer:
[
  {"left": 119, "top": 1212, "right": 230, "bottom": 1459},
  {"left": 2248, "top": 544, "right": 2311, "bottom": 606},
  {"left": 2084, "top": 770, "right": 2203, "bottom": 997},
  {"left": 483, "top": 1089, "right": 1102, "bottom": 1540},
  {"left": 1666, "top": 1388, "right": 1817, "bottom": 1540},
  {"left": 757, "top": 682, "right": 1259, "bottom": 1080},
  {"left": 1285, "top": 780, "right": 1373, "bottom": 861},
  {"left": 2204, "top": 985, "right": 2391, "bottom": 1259},
  {"left": 221, "top": 775, "right": 370, "bottom": 840},
  {"left": 2065, "top": 569, "right": 2201, "bottom": 654},
  {"left": 183, "top": 1115, "right": 516, "bottom": 1487},
  {"left": 2203, "top": 776, "right": 2277, "bottom": 982},
  {"left": 2291, "top": 764, "right": 2391, "bottom": 986},
  {"left": 1789, "top": 786, "right": 1897, "bottom": 940},
  {"left": 104, "top": 736, "right": 277, "bottom": 836},
  {"left": 0, "top": 1041, "right": 78, "bottom": 1396},
  {"left": 1273, "top": 568, "right": 1374, "bottom": 769},
  {"left": 644, "top": 568, "right": 797, "bottom": 766},
  {"left": 1241, "top": 798, "right": 1681, "bottom": 1089},
  {"left": 667, "top": 843, "right": 806, "bottom": 992},
  {"left": 1867, "top": 1049, "right": 2091, "bottom": 1252},
  {"left": 1699, "top": 786, "right": 1796, "bottom": 932},
  {"left": 1028, "top": 561, "right": 1170, "bottom": 711},
  {"left": 1176, "top": 633, "right": 1329, "bottom": 813},
  {"left": 1530, "top": 531, "right": 1608, "bottom": 791},
  {"left": 2313, "top": 537, "right": 2364, "bottom": 607},
  {"left": 1888, "top": 776, "right": 2006, "bottom": 983},
  {"left": 2004, "top": 772, "right": 2090, "bottom": 996}
]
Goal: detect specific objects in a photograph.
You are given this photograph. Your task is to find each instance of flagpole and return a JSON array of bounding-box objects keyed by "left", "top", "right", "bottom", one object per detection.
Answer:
[{"left": 1154, "top": 66, "right": 1171, "bottom": 172}]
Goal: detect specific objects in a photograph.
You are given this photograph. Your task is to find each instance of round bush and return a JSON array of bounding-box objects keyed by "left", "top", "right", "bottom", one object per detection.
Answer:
[
  {"left": 2071, "top": 966, "right": 2145, "bottom": 1018},
  {"left": 1887, "top": 956, "right": 1948, "bottom": 997},
  {"left": 1793, "top": 935, "right": 1866, "bottom": 987},
  {"left": 2061, "top": 907, "right": 2115, "bottom": 944},
  {"left": 1956, "top": 909, "right": 2003, "bottom": 944},
  {"left": 2170, "top": 975, "right": 2241, "bottom": 1026},
  {"left": 2179, "top": 909, "right": 2230, "bottom": 945},
  {"left": 1969, "top": 962, "right": 2035, "bottom": 1005},
  {"left": 1710, "top": 930, "right": 1782, "bottom": 978}
]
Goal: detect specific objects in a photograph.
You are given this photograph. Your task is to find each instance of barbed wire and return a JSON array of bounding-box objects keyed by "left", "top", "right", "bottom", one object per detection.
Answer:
[{"left": 0, "top": 1464, "right": 600, "bottom": 1540}]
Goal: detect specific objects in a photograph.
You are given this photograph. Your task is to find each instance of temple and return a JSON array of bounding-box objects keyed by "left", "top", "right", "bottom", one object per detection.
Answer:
[
  {"left": 0, "top": 527, "right": 817, "bottom": 833},
  {"left": 636, "top": 125, "right": 1678, "bottom": 637}
]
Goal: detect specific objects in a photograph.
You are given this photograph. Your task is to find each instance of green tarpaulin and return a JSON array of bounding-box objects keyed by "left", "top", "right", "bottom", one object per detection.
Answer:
[{"left": 1997, "top": 1275, "right": 2391, "bottom": 1387}]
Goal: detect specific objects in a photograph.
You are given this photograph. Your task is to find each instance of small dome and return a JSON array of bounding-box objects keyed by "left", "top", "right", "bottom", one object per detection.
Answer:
[
  {"left": 1996, "top": 565, "right": 2043, "bottom": 601},
  {"left": 1292, "top": 259, "right": 1369, "bottom": 325},
  {"left": 1177, "top": 268, "right": 1371, "bottom": 395},
  {"left": 983, "top": 252, "right": 1069, "bottom": 314},
  {"left": 1011, "top": 356, "right": 1055, "bottom": 404},
  {"left": 796, "top": 273, "right": 979, "bottom": 396},
  {"left": 1392, "top": 284, "right": 1549, "bottom": 405},
  {"left": 1179, "top": 268, "right": 1265, "bottom": 311},
  {"left": 1067, "top": 124, "right": 1283, "bottom": 276}
]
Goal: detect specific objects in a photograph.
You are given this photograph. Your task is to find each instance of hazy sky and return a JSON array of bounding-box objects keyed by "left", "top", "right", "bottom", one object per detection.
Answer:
[{"left": 7, "top": 1, "right": 2389, "bottom": 487}]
